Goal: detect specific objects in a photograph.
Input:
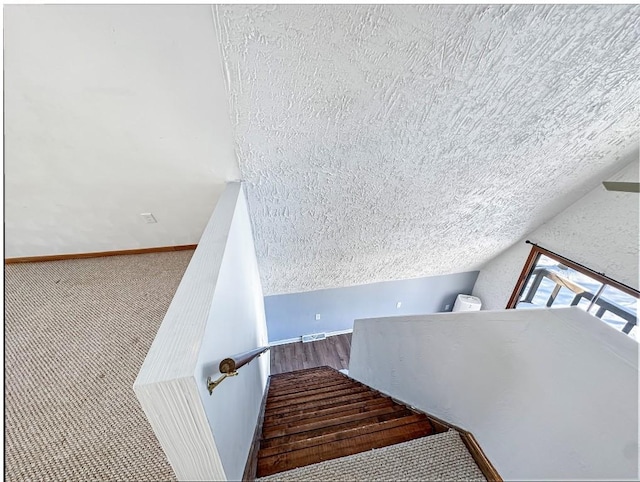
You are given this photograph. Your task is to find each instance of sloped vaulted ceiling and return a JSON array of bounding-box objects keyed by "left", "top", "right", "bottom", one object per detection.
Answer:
[{"left": 216, "top": 5, "right": 640, "bottom": 295}]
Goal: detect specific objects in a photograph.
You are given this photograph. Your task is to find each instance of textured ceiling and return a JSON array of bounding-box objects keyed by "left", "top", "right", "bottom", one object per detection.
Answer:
[{"left": 216, "top": 5, "right": 640, "bottom": 295}]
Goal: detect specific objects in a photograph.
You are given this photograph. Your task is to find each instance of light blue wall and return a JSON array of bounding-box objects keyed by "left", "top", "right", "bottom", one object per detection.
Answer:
[{"left": 264, "top": 271, "right": 479, "bottom": 342}]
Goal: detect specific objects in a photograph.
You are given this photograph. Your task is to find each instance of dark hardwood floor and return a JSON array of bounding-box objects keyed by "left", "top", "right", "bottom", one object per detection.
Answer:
[{"left": 270, "top": 333, "right": 351, "bottom": 375}]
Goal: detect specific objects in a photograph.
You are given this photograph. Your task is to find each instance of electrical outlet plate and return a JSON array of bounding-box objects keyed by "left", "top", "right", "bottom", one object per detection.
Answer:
[
  {"left": 141, "top": 213, "right": 157, "bottom": 224},
  {"left": 315, "top": 313, "right": 321, "bottom": 320}
]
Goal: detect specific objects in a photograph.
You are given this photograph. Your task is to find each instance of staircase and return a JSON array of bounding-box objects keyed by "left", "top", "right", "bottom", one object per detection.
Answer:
[{"left": 255, "top": 366, "right": 459, "bottom": 478}]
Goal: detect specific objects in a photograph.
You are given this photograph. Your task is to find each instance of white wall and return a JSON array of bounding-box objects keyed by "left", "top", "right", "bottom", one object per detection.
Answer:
[
  {"left": 134, "top": 183, "right": 269, "bottom": 481},
  {"left": 4, "top": 5, "right": 240, "bottom": 258},
  {"left": 473, "top": 154, "right": 639, "bottom": 310},
  {"left": 349, "top": 308, "right": 639, "bottom": 481},
  {"left": 194, "top": 189, "right": 269, "bottom": 481}
]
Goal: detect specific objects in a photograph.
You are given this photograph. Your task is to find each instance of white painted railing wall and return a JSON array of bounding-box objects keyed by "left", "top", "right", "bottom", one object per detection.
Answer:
[
  {"left": 349, "top": 308, "right": 639, "bottom": 481},
  {"left": 134, "top": 183, "right": 269, "bottom": 481}
]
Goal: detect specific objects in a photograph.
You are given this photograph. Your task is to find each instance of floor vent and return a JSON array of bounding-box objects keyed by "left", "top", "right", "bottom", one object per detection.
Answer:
[{"left": 301, "top": 332, "right": 326, "bottom": 343}]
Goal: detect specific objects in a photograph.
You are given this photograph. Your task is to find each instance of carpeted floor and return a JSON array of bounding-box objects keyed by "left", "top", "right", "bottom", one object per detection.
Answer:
[
  {"left": 257, "top": 430, "right": 487, "bottom": 482},
  {"left": 5, "top": 250, "right": 195, "bottom": 481}
]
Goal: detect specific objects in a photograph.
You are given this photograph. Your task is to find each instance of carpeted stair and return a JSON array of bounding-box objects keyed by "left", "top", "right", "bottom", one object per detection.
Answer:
[
  {"left": 258, "top": 430, "right": 486, "bottom": 481},
  {"left": 257, "top": 366, "right": 460, "bottom": 478}
]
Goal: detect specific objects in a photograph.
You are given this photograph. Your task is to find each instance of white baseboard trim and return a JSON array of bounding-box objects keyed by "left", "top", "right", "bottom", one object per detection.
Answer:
[
  {"left": 269, "top": 328, "right": 353, "bottom": 347},
  {"left": 269, "top": 336, "right": 300, "bottom": 346}
]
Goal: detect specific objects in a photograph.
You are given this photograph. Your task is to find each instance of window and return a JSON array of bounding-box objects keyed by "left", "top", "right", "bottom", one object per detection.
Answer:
[{"left": 507, "top": 244, "right": 639, "bottom": 341}]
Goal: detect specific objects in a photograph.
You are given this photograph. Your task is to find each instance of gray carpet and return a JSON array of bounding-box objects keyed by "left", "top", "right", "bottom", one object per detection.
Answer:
[
  {"left": 5, "top": 251, "right": 194, "bottom": 481},
  {"left": 258, "top": 430, "right": 487, "bottom": 482}
]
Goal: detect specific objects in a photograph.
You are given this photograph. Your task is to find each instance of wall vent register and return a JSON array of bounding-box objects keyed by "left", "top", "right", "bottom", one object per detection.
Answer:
[{"left": 301, "top": 333, "right": 327, "bottom": 343}]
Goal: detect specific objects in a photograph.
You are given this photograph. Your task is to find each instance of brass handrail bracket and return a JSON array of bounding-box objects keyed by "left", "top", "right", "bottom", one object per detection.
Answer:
[
  {"left": 206, "top": 345, "right": 270, "bottom": 395},
  {"left": 207, "top": 371, "right": 238, "bottom": 395}
]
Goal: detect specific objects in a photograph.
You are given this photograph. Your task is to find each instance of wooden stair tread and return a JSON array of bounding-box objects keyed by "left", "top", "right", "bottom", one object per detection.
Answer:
[
  {"left": 267, "top": 376, "right": 355, "bottom": 395},
  {"left": 258, "top": 413, "right": 429, "bottom": 458},
  {"left": 262, "top": 405, "right": 411, "bottom": 440},
  {"left": 261, "top": 408, "right": 422, "bottom": 447},
  {"left": 257, "top": 420, "right": 434, "bottom": 477},
  {"left": 269, "top": 375, "right": 348, "bottom": 391},
  {"left": 269, "top": 367, "right": 335, "bottom": 383},
  {"left": 269, "top": 373, "right": 354, "bottom": 388},
  {"left": 256, "top": 366, "right": 438, "bottom": 478},
  {"left": 266, "top": 380, "right": 356, "bottom": 402},
  {"left": 263, "top": 397, "right": 393, "bottom": 426},
  {"left": 263, "top": 391, "right": 380, "bottom": 418},
  {"left": 273, "top": 369, "right": 342, "bottom": 378},
  {"left": 271, "top": 369, "right": 336, "bottom": 380},
  {"left": 265, "top": 385, "right": 370, "bottom": 410}
]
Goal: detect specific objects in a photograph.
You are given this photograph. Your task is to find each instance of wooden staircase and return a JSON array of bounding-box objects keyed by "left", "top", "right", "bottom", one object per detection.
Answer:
[{"left": 256, "top": 366, "right": 447, "bottom": 478}]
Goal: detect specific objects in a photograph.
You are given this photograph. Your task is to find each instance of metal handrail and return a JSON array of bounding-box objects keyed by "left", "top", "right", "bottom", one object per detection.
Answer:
[{"left": 207, "top": 346, "right": 270, "bottom": 394}]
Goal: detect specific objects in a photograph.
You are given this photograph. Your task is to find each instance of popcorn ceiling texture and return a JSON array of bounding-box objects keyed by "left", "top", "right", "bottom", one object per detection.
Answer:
[{"left": 216, "top": 5, "right": 640, "bottom": 295}]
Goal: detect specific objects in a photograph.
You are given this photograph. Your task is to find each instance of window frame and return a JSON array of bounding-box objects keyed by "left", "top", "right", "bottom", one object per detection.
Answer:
[{"left": 506, "top": 244, "right": 639, "bottom": 311}]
